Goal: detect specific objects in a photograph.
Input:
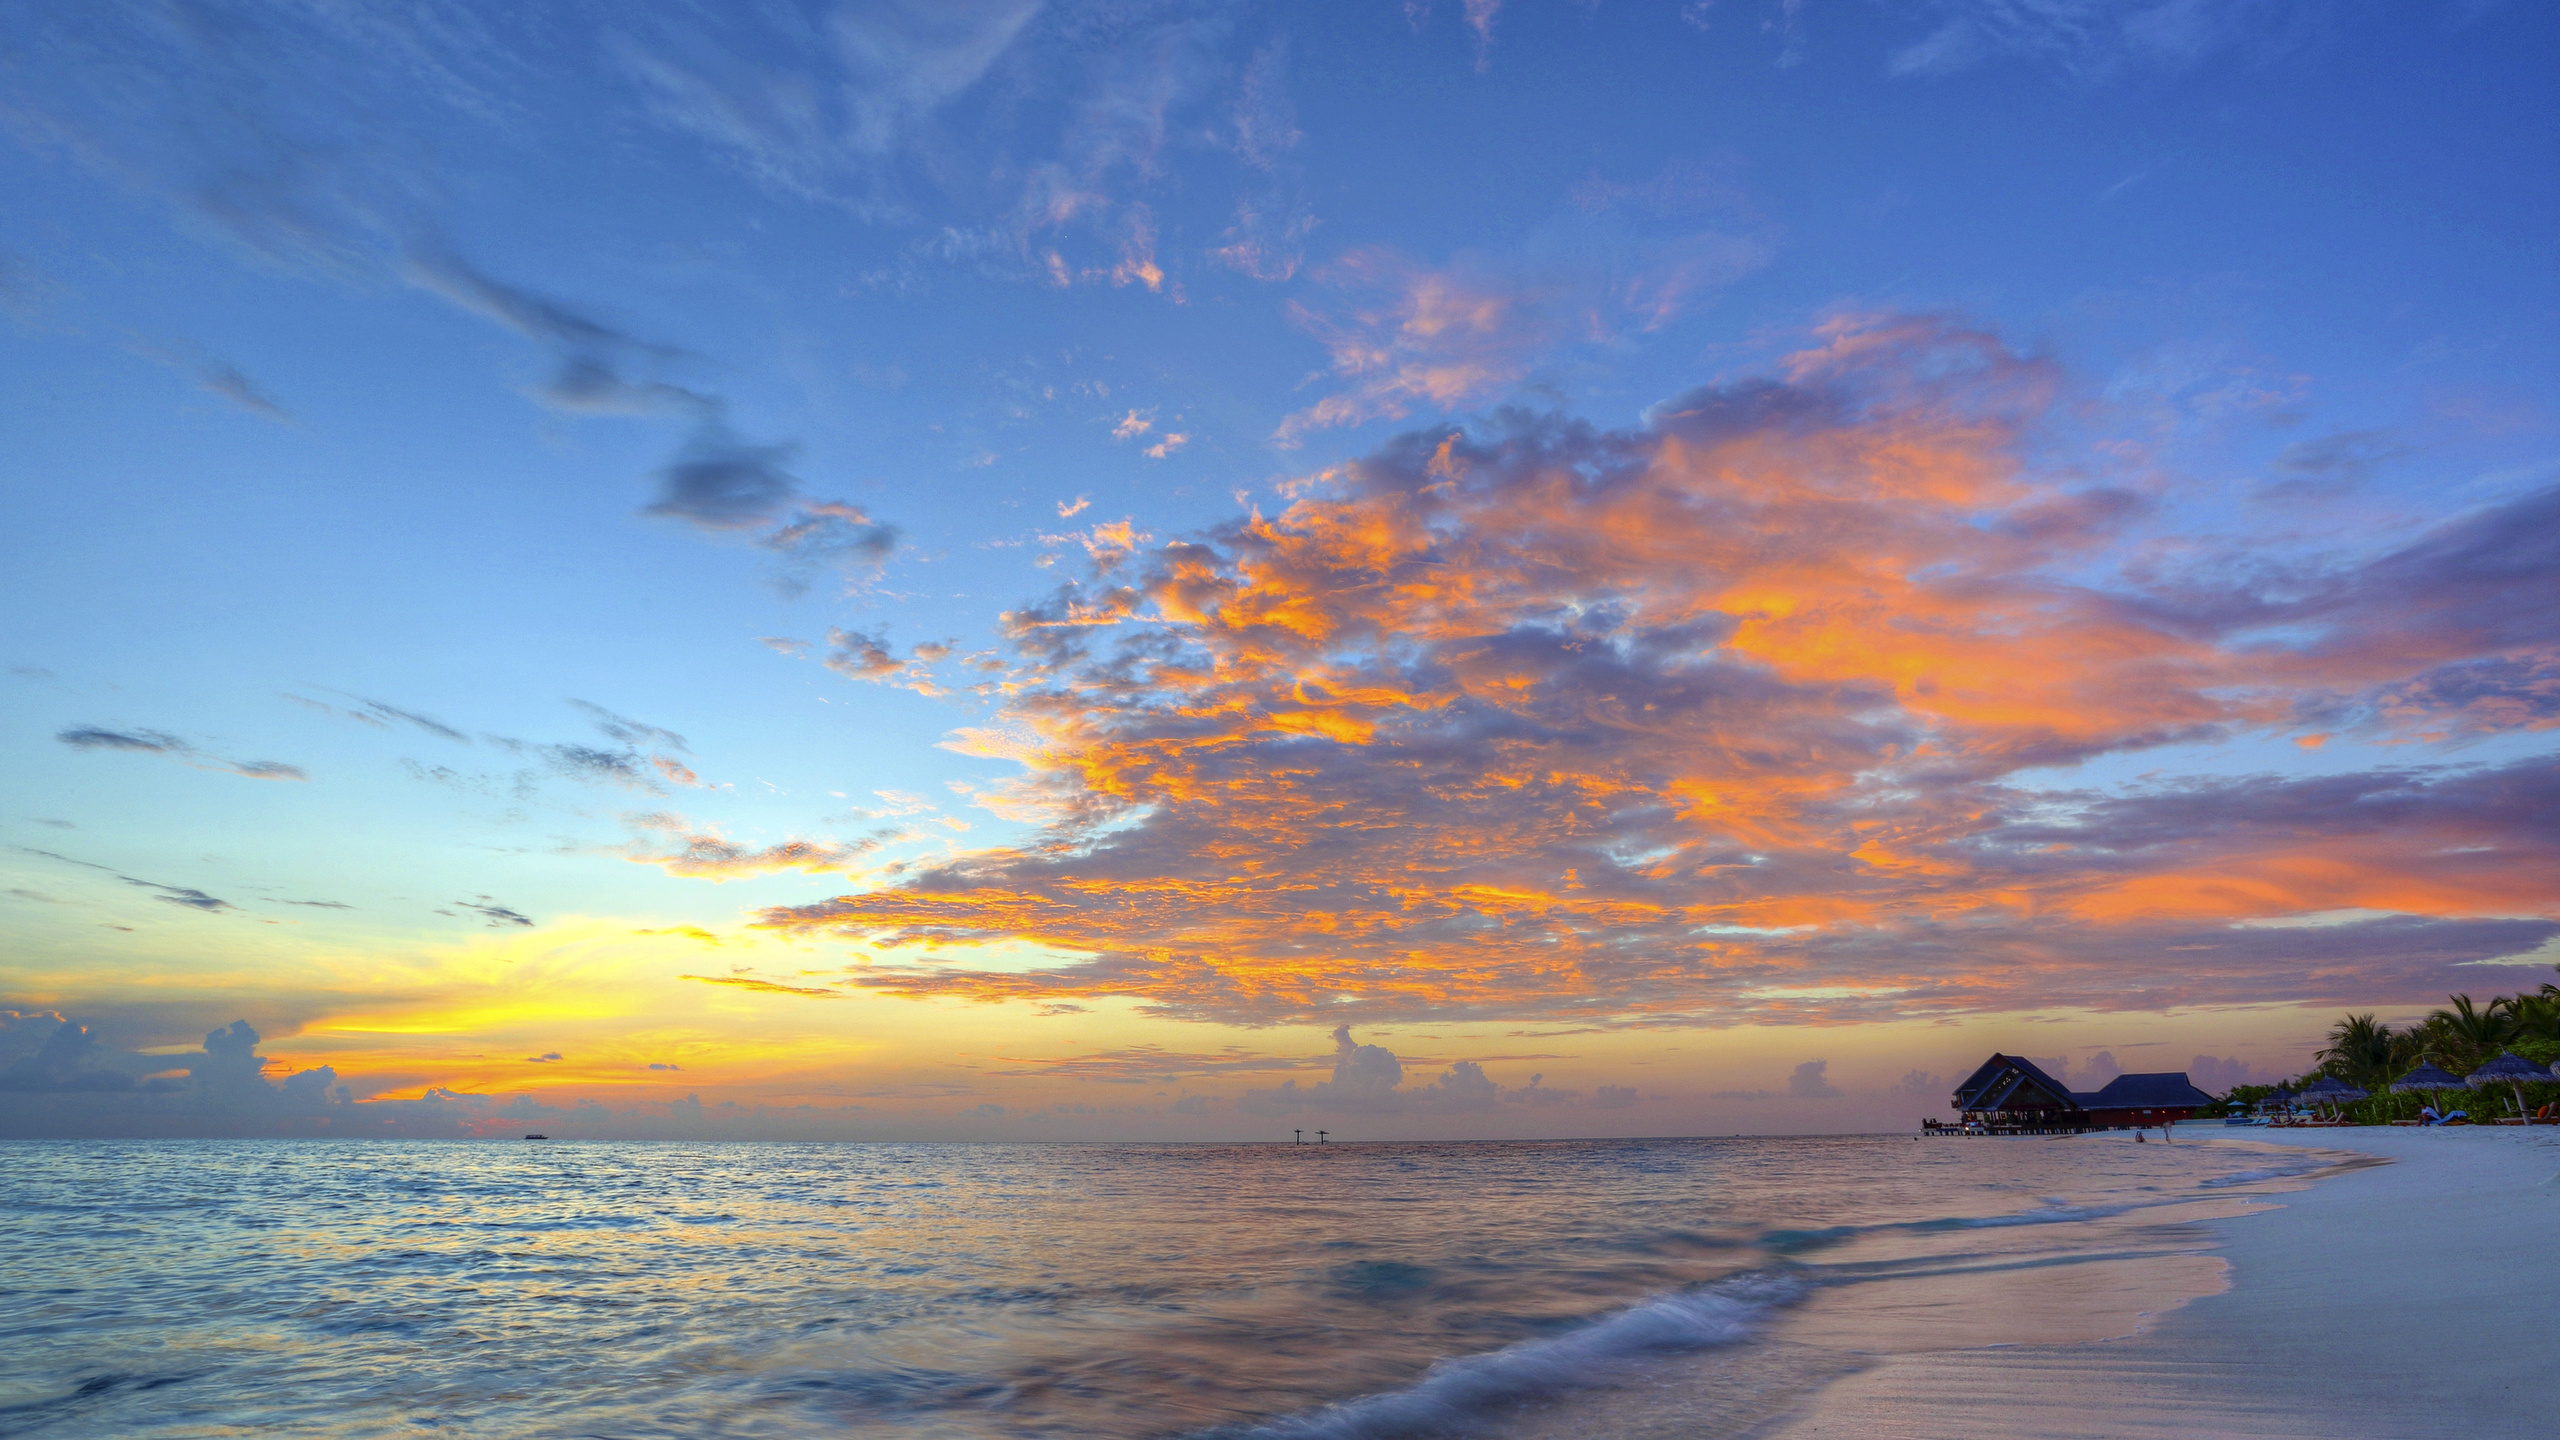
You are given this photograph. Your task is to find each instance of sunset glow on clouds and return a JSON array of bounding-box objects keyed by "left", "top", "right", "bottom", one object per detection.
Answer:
[
  {"left": 3, "top": 1, "right": 2553, "bottom": 1138},
  {"left": 771, "top": 316, "right": 2558, "bottom": 1026}
]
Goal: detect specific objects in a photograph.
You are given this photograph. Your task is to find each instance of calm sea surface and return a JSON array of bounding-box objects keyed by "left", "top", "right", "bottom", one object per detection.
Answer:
[{"left": 0, "top": 1136, "right": 2331, "bottom": 1438}]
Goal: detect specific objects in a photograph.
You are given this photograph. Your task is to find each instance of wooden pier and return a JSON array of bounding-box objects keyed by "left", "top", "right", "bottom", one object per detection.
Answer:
[{"left": 1922, "top": 1119, "right": 2088, "bottom": 1137}]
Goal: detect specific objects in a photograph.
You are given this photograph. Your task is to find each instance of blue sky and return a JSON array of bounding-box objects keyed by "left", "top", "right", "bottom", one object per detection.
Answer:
[{"left": 3, "top": 0, "right": 2554, "bottom": 1138}]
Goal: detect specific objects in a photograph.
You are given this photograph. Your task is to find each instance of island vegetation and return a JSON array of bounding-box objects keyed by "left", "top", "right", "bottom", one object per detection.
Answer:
[{"left": 2224, "top": 968, "right": 2560, "bottom": 1123}]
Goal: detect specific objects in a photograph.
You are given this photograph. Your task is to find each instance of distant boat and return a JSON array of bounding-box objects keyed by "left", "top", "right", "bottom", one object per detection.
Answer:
[{"left": 523, "top": 1133, "right": 549, "bottom": 1140}]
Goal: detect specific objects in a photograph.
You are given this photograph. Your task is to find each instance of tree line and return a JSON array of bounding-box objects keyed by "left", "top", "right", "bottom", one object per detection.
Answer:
[{"left": 2223, "top": 967, "right": 2560, "bottom": 1122}]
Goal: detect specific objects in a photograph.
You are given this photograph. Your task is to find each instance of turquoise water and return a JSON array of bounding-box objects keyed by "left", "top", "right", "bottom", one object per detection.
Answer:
[{"left": 0, "top": 1136, "right": 2329, "bottom": 1438}]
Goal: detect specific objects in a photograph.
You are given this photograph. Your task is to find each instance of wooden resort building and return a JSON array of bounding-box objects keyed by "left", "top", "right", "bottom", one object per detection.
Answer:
[{"left": 1927, "top": 1053, "right": 2219, "bottom": 1135}]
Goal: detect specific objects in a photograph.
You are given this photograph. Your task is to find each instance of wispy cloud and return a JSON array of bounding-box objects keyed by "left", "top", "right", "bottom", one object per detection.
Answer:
[
  {"left": 196, "top": 361, "right": 287, "bottom": 419},
  {"left": 15, "top": 847, "right": 237, "bottom": 915},
  {"left": 569, "top": 700, "right": 688, "bottom": 755},
  {"left": 634, "top": 925, "right": 724, "bottom": 945},
  {"left": 681, "top": 974, "right": 846, "bottom": 999},
  {"left": 1273, "top": 184, "right": 1771, "bottom": 444},
  {"left": 980, "top": 1043, "right": 1318, "bottom": 1083},
  {"left": 56, "top": 726, "right": 305, "bottom": 782},
  {"left": 610, "top": 0, "right": 1244, "bottom": 293},
  {"left": 609, "top": 0, "right": 1042, "bottom": 202},
  {"left": 405, "top": 248, "right": 710, "bottom": 418},
  {"left": 1207, "top": 38, "right": 1317, "bottom": 282},
  {"left": 621, "top": 812, "right": 878, "bottom": 881},
  {"left": 404, "top": 249, "right": 903, "bottom": 586},
  {"left": 1888, "top": 0, "right": 2323, "bottom": 80},
  {"left": 454, "top": 899, "right": 534, "bottom": 928},
  {"left": 1274, "top": 249, "right": 1560, "bottom": 443},
  {"left": 348, "top": 697, "right": 469, "bottom": 742},
  {"left": 131, "top": 342, "right": 292, "bottom": 421}
]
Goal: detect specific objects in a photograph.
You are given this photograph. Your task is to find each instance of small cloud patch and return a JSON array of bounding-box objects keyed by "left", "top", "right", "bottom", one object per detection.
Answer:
[
  {"left": 57, "top": 726, "right": 305, "bottom": 781},
  {"left": 456, "top": 899, "right": 535, "bottom": 928}
]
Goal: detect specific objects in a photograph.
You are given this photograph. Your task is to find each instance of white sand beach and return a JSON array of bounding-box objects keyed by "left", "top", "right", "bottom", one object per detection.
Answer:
[{"left": 1759, "top": 1127, "right": 2560, "bottom": 1440}]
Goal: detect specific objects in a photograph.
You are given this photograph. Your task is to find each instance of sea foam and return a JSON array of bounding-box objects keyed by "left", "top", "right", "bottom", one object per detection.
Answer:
[{"left": 1226, "top": 1271, "right": 1807, "bottom": 1439}]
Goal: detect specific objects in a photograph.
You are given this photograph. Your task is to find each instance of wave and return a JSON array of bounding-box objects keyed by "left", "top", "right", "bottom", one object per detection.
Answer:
[
  {"left": 1757, "top": 1199, "right": 2122, "bottom": 1253},
  {"left": 1759, "top": 1158, "right": 2332, "bottom": 1254},
  {"left": 2195, "top": 1162, "right": 2325, "bottom": 1189},
  {"left": 1218, "top": 1271, "right": 1806, "bottom": 1439}
]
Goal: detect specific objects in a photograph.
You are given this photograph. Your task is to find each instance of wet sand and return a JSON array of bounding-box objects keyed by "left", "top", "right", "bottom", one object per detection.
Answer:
[{"left": 1756, "top": 1126, "right": 2560, "bottom": 1440}]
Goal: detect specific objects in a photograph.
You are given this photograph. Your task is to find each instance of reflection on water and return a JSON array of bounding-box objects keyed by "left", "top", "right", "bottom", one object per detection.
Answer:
[{"left": 0, "top": 1137, "right": 2330, "bottom": 1438}]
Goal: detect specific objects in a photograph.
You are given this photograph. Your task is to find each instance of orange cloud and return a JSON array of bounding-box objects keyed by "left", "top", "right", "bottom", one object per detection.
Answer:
[
  {"left": 1274, "top": 223, "right": 1769, "bottom": 445},
  {"left": 758, "top": 316, "right": 2560, "bottom": 1026},
  {"left": 681, "top": 975, "right": 846, "bottom": 999},
  {"left": 1274, "top": 250, "right": 1556, "bottom": 444},
  {"left": 622, "top": 812, "right": 876, "bottom": 880}
]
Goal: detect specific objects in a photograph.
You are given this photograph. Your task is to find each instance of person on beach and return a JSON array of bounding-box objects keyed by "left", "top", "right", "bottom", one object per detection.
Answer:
[{"left": 2421, "top": 1104, "right": 2440, "bottom": 1125}]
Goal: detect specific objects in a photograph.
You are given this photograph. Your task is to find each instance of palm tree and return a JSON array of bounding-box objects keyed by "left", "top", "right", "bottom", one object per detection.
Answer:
[
  {"left": 2317, "top": 1013, "right": 2396, "bottom": 1086},
  {"left": 2424, "top": 994, "right": 2516, "bottom": 1069},
  {"left": 2494, "top": 989, "right": 2560, "bottom": 1044}
]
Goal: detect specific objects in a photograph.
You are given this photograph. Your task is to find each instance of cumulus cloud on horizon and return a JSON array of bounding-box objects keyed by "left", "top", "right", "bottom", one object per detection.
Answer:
[
  {"left": 0, "top": 1013, "right": 350, "bottom": 1136},
  {"left": 1233, "top": 1026, "right": 1621, "bottom": 1118}
]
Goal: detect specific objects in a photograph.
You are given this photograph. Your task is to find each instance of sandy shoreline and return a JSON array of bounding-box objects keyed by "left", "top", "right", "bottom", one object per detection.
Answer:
[{"left": 1757, "top": 1127, "right": 2560, "bottom": 1439}]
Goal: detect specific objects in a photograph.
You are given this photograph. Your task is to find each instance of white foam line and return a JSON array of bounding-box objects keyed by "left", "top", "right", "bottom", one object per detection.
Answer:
[{"left": 1228, "top": 1271, "right": 1807, "bottom": 1440}]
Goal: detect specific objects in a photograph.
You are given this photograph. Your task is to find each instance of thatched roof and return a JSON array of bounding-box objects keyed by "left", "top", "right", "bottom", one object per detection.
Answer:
[
  {"left": 2389, "top": 1063, "right": 2468, "bottom": 1092},
  {"left": 2083, "top": 1072, "right": 2216, "bottom": 1108},
  {"left": 2466, "top": 1051, "right": 2551, "bottom": 1084}
]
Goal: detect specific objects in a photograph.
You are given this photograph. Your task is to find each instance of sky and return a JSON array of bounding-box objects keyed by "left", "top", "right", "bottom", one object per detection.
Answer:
[{"left": 2, "top": 0, "right": 2555, "bottom": 1140}]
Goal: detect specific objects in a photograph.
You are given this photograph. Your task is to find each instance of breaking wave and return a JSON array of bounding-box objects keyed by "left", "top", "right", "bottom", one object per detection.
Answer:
[{"left": 1222, "top": 1271, "right": 1807, "bottom": 1439}]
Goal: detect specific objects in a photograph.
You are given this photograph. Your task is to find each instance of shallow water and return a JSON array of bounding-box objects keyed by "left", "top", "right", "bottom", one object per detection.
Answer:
[{"left": 0, "top": 1136, "right": 2332, "bottom": 1438}]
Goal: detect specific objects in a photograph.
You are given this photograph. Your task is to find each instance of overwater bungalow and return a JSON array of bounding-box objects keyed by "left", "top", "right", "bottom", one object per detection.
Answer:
[
  {"left": 2076, "top": 1071, "right": 2217, "bottom": 1129},
  {"left": 1925, "top": 1053, "right": 2218, "bottom": 1135}
]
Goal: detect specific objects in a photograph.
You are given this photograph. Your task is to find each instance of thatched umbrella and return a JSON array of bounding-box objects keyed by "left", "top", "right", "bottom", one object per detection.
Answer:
[
  {"left": 2391, "top": 1062, "right": 2468, "bottom": 1120},
  {"left": 2298, "top": 1075, "right": 2368, "bottom": 1119},
  {"left": 2467, "top": 1052, "right": 2549, "bottom": 1122}
]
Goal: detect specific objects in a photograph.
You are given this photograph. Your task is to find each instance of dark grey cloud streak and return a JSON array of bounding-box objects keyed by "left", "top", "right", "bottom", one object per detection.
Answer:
[
  {"left": 14, "top": 847, "right": 236, "bottom": 914},
  {"left": 403, "top": 246, "right": 901, "bottom": 587},
  {"left": 454, "top": 899, "right": 535, "bottom": 928},
  {"left": 56, "top": 726, "right": 306, "bottom": 782}
]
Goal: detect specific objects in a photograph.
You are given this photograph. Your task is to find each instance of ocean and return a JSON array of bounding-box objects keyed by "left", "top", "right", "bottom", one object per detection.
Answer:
[{"left": 0, "top": 1135, "right": 2337, "bottom": 1438}]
